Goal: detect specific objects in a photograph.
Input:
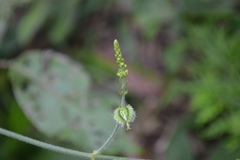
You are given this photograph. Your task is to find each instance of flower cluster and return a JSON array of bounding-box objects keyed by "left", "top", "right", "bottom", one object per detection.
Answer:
[
  {"left": 114, "top": 39, "right": 128, "bottom": 79},
  {"left": 113, "top": 39, "right": 136, "bottom": 131},
  {"left": 114, "top": 105, "right": 136, "bottom": 131}
]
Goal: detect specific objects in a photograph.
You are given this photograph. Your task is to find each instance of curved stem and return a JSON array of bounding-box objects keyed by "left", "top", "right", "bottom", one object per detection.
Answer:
[
  {"left": 93, "top": 124, "right": 119, "bottom": 155},
  {"left": 0, "top": 127, "right": 90, "bottom": 158},
  {"left": 93, "top": 79, "right": 126, "bottom": 155},
  {"left": 0, "top": 127, "right": 148, "bottom": 160}
]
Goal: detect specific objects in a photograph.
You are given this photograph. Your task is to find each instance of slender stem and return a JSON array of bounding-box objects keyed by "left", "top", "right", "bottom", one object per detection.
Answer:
[
  {"left": 93, "top": 124, "right": 120, "bottom": 155},
  {"left": 120, "top": 79, "right": 126, "bottom": 106},
  {"left": 8, "top": 62, "right": 126, "bottom": 158},
  {"left": 0, "top": 127, "right": 148, "bottom": 160},
  {"left": 0, "top": 127, "right": 90, "bottom": 158},
  {"left": 93, "top": 79, "right": 126, "bottom": 155}
]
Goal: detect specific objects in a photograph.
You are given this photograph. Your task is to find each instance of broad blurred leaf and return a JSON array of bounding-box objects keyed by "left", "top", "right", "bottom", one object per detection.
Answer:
[
  {"left": 8, "top": 50, "right": 138, "bottom": 154},
  {"left": 9, "top": 50, "right": 90, "bottom": 136}
]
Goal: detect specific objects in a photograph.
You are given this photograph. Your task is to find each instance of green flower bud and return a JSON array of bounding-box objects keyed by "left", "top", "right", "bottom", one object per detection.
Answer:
[
  {"left": 114, "top": 39, "right": 120, "bottom": 50},
  {"left": 114, "top": 39, "right": 129, "bottom": 80},
  {"left": 114, "top": 105, "right": 136, "bottom": 131}
]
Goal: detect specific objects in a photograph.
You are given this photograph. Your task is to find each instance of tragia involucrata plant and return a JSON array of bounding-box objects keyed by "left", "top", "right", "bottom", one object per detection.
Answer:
[{"left": 0, "top": 40, "right": 148, "bottom": 160}]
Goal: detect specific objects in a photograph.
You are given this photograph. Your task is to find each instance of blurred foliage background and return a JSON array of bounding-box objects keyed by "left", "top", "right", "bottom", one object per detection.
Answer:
[{"left": 0, "top": 0, "right": 240, "bottom": 160}]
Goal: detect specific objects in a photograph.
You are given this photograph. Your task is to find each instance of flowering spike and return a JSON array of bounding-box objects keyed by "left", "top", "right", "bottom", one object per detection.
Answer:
[
  {"left": 93, "top": 39, "right": 137, "bottom": 155},
  {"left": 113, "top": 39, "right": 128, "bottom": 79}
]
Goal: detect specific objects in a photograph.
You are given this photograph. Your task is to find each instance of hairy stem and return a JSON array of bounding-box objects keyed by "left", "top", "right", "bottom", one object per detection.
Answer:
[
  {"left": 93, "top": 79, "right": 126, "bottom": 155},
  {"left": 0, "top": 127, "right": 147, "bottom": 160},
  {"left": 0, "top": 127, "right": 90, "bottom": 158},
  {"left": 93, "top": 124, "right": 120, "bottom": 155},
  {"left": 120, "top": 79, "right": 126, "bottom": 106}
]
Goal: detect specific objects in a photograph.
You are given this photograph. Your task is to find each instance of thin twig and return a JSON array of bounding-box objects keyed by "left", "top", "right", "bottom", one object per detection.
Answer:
[
  {"left": 0, "top": 127, "right": 90, "bottom": 158},
  {"left": 93, "top": 124, "right": 120, "bottom": 155},
  {"left": 0, "top": 127, "right": 148, "bottom": 160},
  {"left": 93, "top": 78, "right": 126, "bottom": 155}
]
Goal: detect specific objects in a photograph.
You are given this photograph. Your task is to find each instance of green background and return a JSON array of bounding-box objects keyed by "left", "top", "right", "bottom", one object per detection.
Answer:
[{"left": 0, "top": 0, "right": 240, "bottom": 160}]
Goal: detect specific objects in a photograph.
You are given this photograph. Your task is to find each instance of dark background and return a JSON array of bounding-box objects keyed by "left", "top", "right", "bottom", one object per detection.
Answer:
[{"left": 0, "top": 0, "right": 240, "bottom": 160}]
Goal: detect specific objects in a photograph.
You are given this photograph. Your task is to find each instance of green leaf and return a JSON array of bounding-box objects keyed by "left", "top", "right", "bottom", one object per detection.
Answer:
[
  {"left": 9, "top": 50, "right": 90, "bottom": 136},
  {"left": 48, "top": 1, "right": 78, "bottom": 44},
  {"left": 17, "top": 1, "right": 50, "bottom": 44}
]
